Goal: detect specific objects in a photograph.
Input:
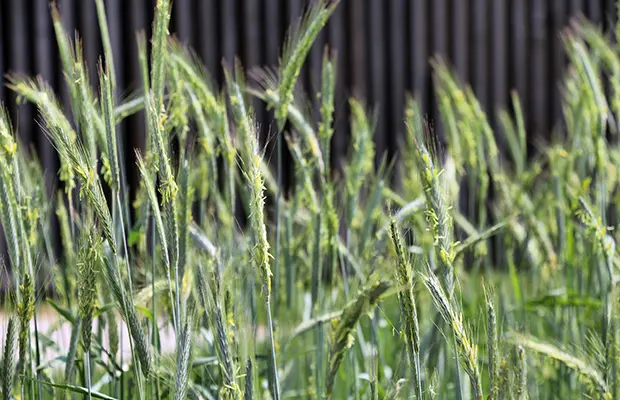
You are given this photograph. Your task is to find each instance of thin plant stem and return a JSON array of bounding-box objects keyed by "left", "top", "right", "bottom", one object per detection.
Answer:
[
  {"left": 274, "top": 130, "right": 282, "bottom": 314},
  {"left": 266, "top": 295, "right": 281, "bottom": 400},
  {"left": 85, "top": 350, "right": 93, "bottom": 400}
]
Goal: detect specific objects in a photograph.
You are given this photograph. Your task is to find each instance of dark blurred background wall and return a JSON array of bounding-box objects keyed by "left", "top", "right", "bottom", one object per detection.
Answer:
[{"left": 0, "top": 0, "right": 617, "bottom": 186}]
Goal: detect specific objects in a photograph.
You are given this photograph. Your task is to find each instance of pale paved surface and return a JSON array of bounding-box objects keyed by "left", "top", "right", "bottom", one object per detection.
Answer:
[{"left": 0, "top": 307, "right": 177, "bottom": 369}]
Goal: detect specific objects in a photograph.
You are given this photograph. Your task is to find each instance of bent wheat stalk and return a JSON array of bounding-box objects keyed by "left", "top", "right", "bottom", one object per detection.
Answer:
[{"left": 325, "top": 279, "right": 392, "bottom": 399}]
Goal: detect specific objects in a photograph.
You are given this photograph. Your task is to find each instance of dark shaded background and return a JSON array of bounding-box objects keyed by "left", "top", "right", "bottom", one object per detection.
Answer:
[
  {"left": 0, "top": 1, "right": 617, "bottom": 250},
  {"left": 1, "top": 1, "right": 617, "bottom": 171}
]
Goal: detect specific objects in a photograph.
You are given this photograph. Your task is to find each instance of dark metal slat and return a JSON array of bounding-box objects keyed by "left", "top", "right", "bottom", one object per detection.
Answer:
[
  {"left": 243, "top": 0, "right": 262, "bottom": 69},
  {"left": 308, "top": 29, "right": 326, "bottom": 102},
  {"left": 430, "top": 0, "right": 448, "bottom": 144},
  {"left": 491, "top": 0, "right": 508, "bottom": 112},
  {"left": 603, "top": 0, "right": 617, "bottom": 31},
  {"left": 34, "top": 0, "right": 58, "bottom": 189},
  {"left": 530, "top": 0, "right": 548, "bottom": 137},
  {"left": 35, "top": 0, "right": 60, "bottom": 259},
  {"left": 9, "top": 0, "right": 33, "bottom": 144},
  {"left": 106, "top": 0, "right": 124, "bottom": 88},
  {"left": 262, "top": 0, "right": 280, "bottom": 152},
  {"left": 389, "top": 0, "right": 406, "bottom": 155},
  {"left": 588, "top": 0, "right": 603, "bottom": 23},
  {"left": 472, "top": 0, "right": 488, "bottom": 111},
  {"left": 432, "top": 0, "right": 448, "bottom": 56},
  {"left": 198, "top": 0, "right": 219, "bottom": 77},
  {"left": 328, "top": 1, "right": 347, "bottom": 170},
  {"left": 221, "top": 0, "right": 237, "bottom": 73},
  {"left": 551, "top": 0, "right": 567, "bottom": 133},
  {"left": 368, "top": 0, "right": 387, "bottom": 162},
  {"left": 264, "top": 0, "right": 281, "bottom": 68},
  {"left": 452, "top": 0, "right": 469, "bottom": 81},
  {"left": 175, "top": 0, "right": 193, "bottom": 45},
  {"left": 286, "top": 0, "right": 307, "bottom": 101},
  {"left": 129, "top": 0, "right": 148, "bottom": 84},
  {"left": 80, "top": 0, "right": 101, "bottom": 88},
  {"left": 127, "top": 0, "right": 149, "bottom": 185},
  {"left": 569, "top": 0, "right": 584, "bottom": 17},
  {"left": 411, "top": 0, "right": 428, "bottom": 113},
  {"left": 511, "top": 0, "right": 528, "bottom": 115},
  {"left": 287, "top": 1, "right": 303, "bottom": 33},
  {"left": 58, "top": 0, "right": 76, "bottom": 115},
  {"left": 104, "top": 0, "right": 128, "bottom": 183},
  {"left": 491, "top": 0, "right": 508, "bottom": 143},
  {"left": 243, "top": 0, "right": 264, "bottom": 135},
  {"left": 347, "top": 0, "right": 366, "bottom": 100}
]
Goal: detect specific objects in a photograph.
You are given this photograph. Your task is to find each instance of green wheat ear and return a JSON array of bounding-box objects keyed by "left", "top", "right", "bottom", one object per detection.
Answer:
[
  {"left": 0, "top": 107, "right": 22, "bottom": 284},
  {"left": 276, "top": 0, "right": 340, "bottom": 132},
  {"left": 506, "top": 332, "right": 608, "bottom": 396},
  {"left": 196, "top": 259, "right": 237, "bottom": 397},
  {"left": 424, "top": 271, "right": 483, "bottom": 399},
  {"left": 6, "top": 76, "right": 116, "bottom": 253},
  {"left": 99, "top": 63, "right": 121, "bottom": 192},
  {"left": 50, "top": 3, "right": 80, "bottom": 123},
  {"left": 2, "top": 317, "right": 18, "bottom": 400},
  {"left": 237, "top": 108, "right": 280, "bottom": 399},
  {"left": 78, "top": 233, "right": 101, "bottom": 352},
  {"left": 16, "top": 273, "right": 34, "bottom": 377},
  {"left": 517, "top": 345, "right": 528, "bottom": 400},
  {"left": 347, "top": 98, "right": 375, "bottom": 208},
  {"left": 51, "top": 4, "right": 106, "bottom": 163},
  {"left": 388, "top": 217, "right": 422, "bottom": 400},
  {"left": 173, "top": 298, "right": 194, "bottom": 400},
  {"left": 484, "top": 282, "right": 500, "bottom": 400},
  {"left": 406, "top": 100, "right": 455, "bottom": 297},
  {"left": 151, "top": 0, "right": 173, "bottom": 110}
]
